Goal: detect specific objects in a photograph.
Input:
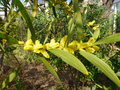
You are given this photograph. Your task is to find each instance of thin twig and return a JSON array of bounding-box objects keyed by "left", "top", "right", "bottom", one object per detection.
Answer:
[{"left": 12, "top": 53, "right": 21, "bottom": 66}]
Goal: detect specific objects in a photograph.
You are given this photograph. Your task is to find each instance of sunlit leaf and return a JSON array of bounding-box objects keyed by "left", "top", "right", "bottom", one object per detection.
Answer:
[
  {"left": 93, "top": 29, "right": 100, "bottom": 40},
  {"left": 49, "top": 49, "right": 88, "bottom": 75},
  {"left": 1, "top": 69, "right": 18, "bottom": 89},
  {"left": 8, "top": 71, "right": 16, "bottom": 82},
  {"left": 80, "top": 50, "right": 120, "bottom": 87},
  {"left": 94, "top": 33, "right": 120, "bottom": 45},
  {"left": 116, "top": 72, "right": 120, "bottom": 77},
  {"left": 75, "top": 11, "right": 83, "bottom": 27}
]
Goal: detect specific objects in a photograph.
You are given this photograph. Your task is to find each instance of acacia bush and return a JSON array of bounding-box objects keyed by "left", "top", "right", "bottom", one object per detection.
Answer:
[{"left": 0, "top": 0, "right": 120, "bottom": 89}]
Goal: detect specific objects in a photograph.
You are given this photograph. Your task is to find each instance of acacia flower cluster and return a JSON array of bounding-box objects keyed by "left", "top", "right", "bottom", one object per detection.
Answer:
[
  {"left": 18, "top": 36, "right": 99, "bottom": 58},
  {"left": 2, "top": 39, "right": 7, "bottom": 43},
  {"left": 87, "top": 20, "right": 100, "bottom": 31}
]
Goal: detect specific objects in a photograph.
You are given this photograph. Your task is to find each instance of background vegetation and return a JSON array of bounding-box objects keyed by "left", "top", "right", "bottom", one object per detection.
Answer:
[{"left": 0, "top": 0, "right": 120, "bottom": 89}]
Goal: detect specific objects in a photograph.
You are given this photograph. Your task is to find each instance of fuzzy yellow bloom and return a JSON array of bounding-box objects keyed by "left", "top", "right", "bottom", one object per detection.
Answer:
[
  {"left": 33, "top": 49, "right": 41, "bottom": 53},
  {"left": 59, "top": 35, "right": 68, "bottom": 49},
  {"left": 87, "top": 37, "right": 96, "bottom": 46},
  {"left": 63, "top": 47, "right": 74, "bottom": 54},
  {"left": 78, "top": 41, "right": 89, "bottom": 50},
  {"left": 24, "top": 45, "right": 34, "bottom": 51},
  {"left": 59, "top": 35, "right": 75, "bottom": 54},
  {"left": 33, "top": 40, "right": 43, "bottom": 50},
  {"left": 2, "top": 39, "right": 7, "bottom": 43},
  {"left": 45, "top": 39, "right": 59, "bottom": 50},
  {"left": 68, "top": 40, "right": 79, "bottom": 51},
  {"left": 87, "top": 20, "right": 95, "bottom": 26},
  {"left": 78, "top": 37, "right": 99, "bottom": 53},
  {"left": 23, "top": 39, "right": 50, "bottom": 58},
  {"left": 33, "top": 40, "right": 43, "bottom": 53},
  {"left": 18, "top": 41, "right": 24, "bottom": 45},
  {"left": 25, "top": 39, "right": 34, "bottom": 45},
  {"left": 40, "top": 49, "right": 50, "bottom": 58},
  {"left": 85, "top": 47, "right": 95, "bottom": 53},
  {"left": 92, "top": 46, "right": 100, "bottom": 51},
  {"left": 92, "top": 25, "right": 99, "bottom": 31},
  {"left": 24, "top": 39, "right": 34, "bottom": 51}
]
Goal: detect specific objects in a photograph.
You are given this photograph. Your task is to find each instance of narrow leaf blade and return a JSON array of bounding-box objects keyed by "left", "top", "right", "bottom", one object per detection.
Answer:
[
  {"left": 80, "top": 50, "right": 120, "bottom": 87},
  {"left": 94, "top": 33, "right": 120, "bottom": 45},
  {"left": 13, "top": 0, "right": 35, "bottom": 41},
  {"left": 49, "top": 49, "right": 88, "bottom": 75},
  {"left": 39, "top": 56, "right": 61, "bottom": 84},
  {"left": 1, "top": 69, "right": 18, "bottom": 89},
  {"left": 93, "top": 29, "right": 100, "bottom": 40}
]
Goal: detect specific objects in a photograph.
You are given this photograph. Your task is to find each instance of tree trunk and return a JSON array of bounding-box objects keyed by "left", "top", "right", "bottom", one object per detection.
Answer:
[{"left": 102, "top": 0, "right": 115, "bottom": 18}]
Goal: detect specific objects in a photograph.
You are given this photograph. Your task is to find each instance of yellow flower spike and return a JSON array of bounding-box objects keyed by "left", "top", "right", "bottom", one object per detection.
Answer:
[
  {"left": 50, "top": 39, "right": 59, "bottom": 48},
  {"left": 92, "top": 46, "right": 100, "bottom": 51},
  {"left": 25, "top": 39, "right": 34, "bottom": 45},
  {"left": 2, "top": 39, "right": 7, "bottom": 43},
  {"left": 60, "top": 35, "right": 68, "bottom": 48},
  {"left": 18, "top": 41, "right": 24, "bottom": 45},
  {"left": 87, "top": 20, "right": 95, "bottom": 26},
  {"left": 88, "top": 37, "right": 96, "bottom": 45},
  {"left": 63, "top": 47, "right": 74, "bottom": 54},
  {"left": 68, "top": 40, "right": 79, "bottom": 51},
  {"left": 33, "top": 40, "right": 43, "bottom": 50},
  {"left": 24, "top": 45, "right": 34, "bottom": 51},
  {"left": 78, "top": 41, "right": 84, "bottom": 50},
  {"left": 85, "top": 47, "right": 95, "bottom": 53},
  {"left": 45, "top": 43, "right": 50, "bottom": 50},
  {"left": 78, "top": 41, "right": 89, "bottom": 50},
  {"left": 93, "top": 25, "right": 99, "bottom": 31},
  {"left": 45, "top": 39, "right": 59, "bottom": 50},
  {"left": 33, "top": 49, "right": 41, "bottom": 53},
  {"left": 40, "top": 49, "right": 50, "bottom": 58}
]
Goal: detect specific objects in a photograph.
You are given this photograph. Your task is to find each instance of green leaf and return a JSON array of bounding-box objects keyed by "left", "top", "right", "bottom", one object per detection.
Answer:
[
  {"left": 1, "top": 69, "right": 18, "bottom": 89},
  {"left": 72, "top": 0, "right": 79, "bottom": 12},
  {"left": 80, "top": 50, "right": 120, "bottom": 87},
  {"left": 13, "top": 0, "right": 35, "bottom": 41},
  {"left": 116, "top": 72, "right": 120, "bottom": 77},
  {"left": 68, "top": 11, "right": 83, "bottom": 41},
  {"left": 52, "top": 6, "right": 57, "bottom": 18},
  {"left": 39, "top": 56, "right": 61, "bottom": 84},
  {"left": 49, "top": 49, "right": 88, "bottom": 75},
  {"left": 93, "top": 29, "right": 100, "bottom": 40},
  {"left": 94, "top": 33, "right": 120, "bottom": 45},
  {"left": 0, "top": 33, "right": 18, "bottom": 44},
  {"left": 8, "top": 71, "right": 16, "bottom": 82},
  {"left": 74, "top": 11, "right": 83, "bottom": 27},
  {"left": 0, "top": 33, "right": 6, "bottom": 39},
  {"left": 68, "top": 18, "right": 74, "bottom": 33},
  {"left": 7, "top": 35, "right": 18, "bottom": 44}
]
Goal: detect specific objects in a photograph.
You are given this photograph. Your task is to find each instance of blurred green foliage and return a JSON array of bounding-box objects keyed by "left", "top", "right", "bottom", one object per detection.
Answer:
[{"left": 0, "top": 0, "right": 120, "bottom": 89}]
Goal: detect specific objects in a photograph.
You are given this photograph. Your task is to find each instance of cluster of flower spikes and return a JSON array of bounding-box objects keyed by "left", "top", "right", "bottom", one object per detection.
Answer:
[
  {"left": 87, "top": 20, "right": 100, "bottom": 31},
  {"left": 19, "top": 35, "right": 99, "bottom": 58},
  {"left": 52, "top": 0, "right": 73, "bottom": 15}
]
